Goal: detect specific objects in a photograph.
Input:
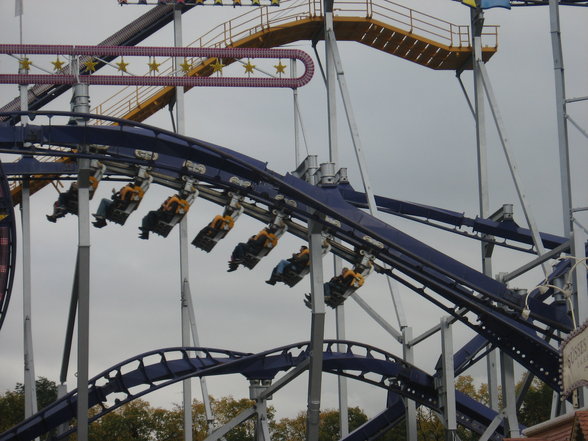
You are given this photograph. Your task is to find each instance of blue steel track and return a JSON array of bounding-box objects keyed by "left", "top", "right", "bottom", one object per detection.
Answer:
[
  {"left": 0, "top": 111, "right": 578, "bottom": 440},
  {"left": 0, "top": 341, "right": 507, "bottom": 441}
]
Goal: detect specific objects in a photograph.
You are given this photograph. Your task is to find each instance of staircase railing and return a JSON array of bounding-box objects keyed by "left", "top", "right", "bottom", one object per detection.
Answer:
[{"left": 91, "top": 0, "right": 497, "bottom": 122}]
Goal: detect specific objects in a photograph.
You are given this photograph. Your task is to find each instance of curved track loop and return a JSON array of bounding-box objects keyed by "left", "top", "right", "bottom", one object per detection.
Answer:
[
  {"left": 0, "top": 163, "right": 16, "bottom": 330},
  {"left": 0, "top": 111, "right": 569, "bottom": 393},
  {"left": 0, "top": 341, "right": 508, "bottom": 441}
]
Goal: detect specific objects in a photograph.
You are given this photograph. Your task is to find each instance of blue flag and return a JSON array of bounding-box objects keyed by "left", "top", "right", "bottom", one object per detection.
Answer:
[{"left": 461, "top": 0, "right": 511, "bottom": 9}]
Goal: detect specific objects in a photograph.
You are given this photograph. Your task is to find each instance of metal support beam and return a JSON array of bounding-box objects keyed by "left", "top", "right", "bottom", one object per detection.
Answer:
[
  {"left": 19, "top": 57, "right": 38, "bottom": 423},
  {"left": 325, "top": 29, "right": 377, "bottom": 213},
  {"left": 350, "top": 293, "right": 402, "bottom": 342},
  {"left": 476, "top": 60, "right": 550, "bottom": 277},
  {"left": 292, "top": 60, "right": 302, "bottom": 166},
  {"left": 439, "top": 317, "right": 457, "bottom": 441},
  {"left": 500, "top": 352, "right": 520, "bottom": 437},
  {"left": 403, "top": 327, "right": 417, "bottom": 441},
  {"left": 21, "top": 179, "right": 38, "bottom": 420},
  {"left": 306, "top": 220, "right": 326, "bottom": 441},
  {"left": 478, "top": 414, "right": 505, "bottom": 441},
  {"left": 336, "top": 304, "right": 349, "bottom": 437},
  {"left": 566, "top": 114, "right": 588, "bottom": 139},
  {"left": 71, "top": 79, "right": 91, "bottom": 441},
  {"left": 499, "top": 240, "right": 570, "bottom": 284},
  {"left": 549, "top": 0, "right": 572, "bottom": 238},
  {"left": 183, "top": 281, "right": 214, "bottom": 428},
  {"left": 203, "top": 408, "right": 256, "bottom": 441}
]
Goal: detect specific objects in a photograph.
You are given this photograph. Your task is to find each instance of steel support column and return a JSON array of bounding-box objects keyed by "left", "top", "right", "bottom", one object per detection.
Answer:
[
  {"left": 471, "top": 6, "right": 499, "bottom": 411},
  {"left": 500, "top": 352, "right": 520, "bottom": 437},
  {"left": 549, "top": 0, "right": 586, "bottom": 406},
  {"left": 19, "top": 66, "right": 38, "bottom": 422},
  {"left": 173, "top": 7, "right": 197, "bottom": 439},
  {"left": 403, "top": 327, "right": 417, "bottom": 441},
  {"left": 21, "top": 178, "right": 37, "bottom": 420},
  {"left": 439, "top": 317, "right": 457, "bottom": 441},
  {"left": 306, "top": 220, "right": 326, "bottom": 441},
  {"left": 70, "top": 78, "right": 91, "bottom": 441}
]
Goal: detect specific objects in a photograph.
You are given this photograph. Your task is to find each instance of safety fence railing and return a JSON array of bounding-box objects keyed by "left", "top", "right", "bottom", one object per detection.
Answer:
[{"left": 90, "top": 0, "right": 497, "bottom": 122}]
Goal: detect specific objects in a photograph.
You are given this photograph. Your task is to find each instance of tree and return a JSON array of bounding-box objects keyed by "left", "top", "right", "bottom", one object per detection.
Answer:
[
  {"left": 0, "top": 377, "right": 58, "bottom": 435},
  {"left": 517, "top": 377, "right": 552, "bottom": 427},
  {"left": 88, "top": 399, "right": 155, "bottom": 441},
  {"left": 272, "top": 407, "right": 368, "bottom": 441}
]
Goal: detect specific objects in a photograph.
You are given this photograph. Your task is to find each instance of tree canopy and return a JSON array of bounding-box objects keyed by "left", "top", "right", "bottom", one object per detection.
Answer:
[{"left": 0, "top": 374, "right": 553, "bottom": 440}]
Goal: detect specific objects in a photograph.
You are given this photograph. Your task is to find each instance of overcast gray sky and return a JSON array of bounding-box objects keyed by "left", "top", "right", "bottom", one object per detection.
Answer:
[{"left": 0, "top": 0, "right": 587, "bottom": 423}]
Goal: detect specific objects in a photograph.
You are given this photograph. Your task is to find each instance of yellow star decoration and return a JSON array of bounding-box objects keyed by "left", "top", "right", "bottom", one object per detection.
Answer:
[
  {"left": 251, "top": 0, "right": 260, "bottom": 5},
  {"left": 116, "top": 58, "right": 129, "bottom": 73},
  {"left": 233, "top": 0, "right": 242, "bottom": 5},
  {"left": 180, "top": 58, "right": 192, "bottom": 73},
  {"left": 214, "top": 0, "right": 223, "bottom": 5},
  {"left": 148, "top": 59, "right": 161, "bottom": 73},
  {"left": 211, "top": 59, "right": 224, "bottom": 73},
  {"left": 274, "top": 61, "right": 286, "bottom": 75},
  {"left": 19, "top": 57, "right": 32, "bottom": 71},
  {"left": 83, "top": 59, "right": 98, "bottom": 73},
  {"left": 52, "top": 57, "right": 65, "bottom": 72},
  {"left": 195, "top": 0, "right": 204, "bottom": 4},
  {"left": 271, "top": 0, "right": 279, "bottom": 5},
  {"left": 243, "top": 60, "right": 255, "bottom": 74}
]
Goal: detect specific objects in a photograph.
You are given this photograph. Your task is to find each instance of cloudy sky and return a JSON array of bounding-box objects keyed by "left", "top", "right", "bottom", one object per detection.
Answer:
[{"left": 0, "top": 0, "right": 587, "bottom": 425}]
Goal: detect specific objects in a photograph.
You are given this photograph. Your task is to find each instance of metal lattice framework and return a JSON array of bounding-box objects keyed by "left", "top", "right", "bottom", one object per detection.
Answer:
[
  {"left": 0, "top": 111, "right": 571, "bottom": 395},
  {"left": 0, "top": 341, "right": 508, "bottom": 441}
]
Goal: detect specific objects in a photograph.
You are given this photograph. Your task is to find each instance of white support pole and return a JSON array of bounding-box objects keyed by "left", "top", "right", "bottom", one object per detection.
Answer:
[
  {"left": 325, "top": 29, "right": 377, "bottom": 213},
  {"left": 306, "top": 220, "right": 326, "bottom": 441},
  {"left": 21, "top": 179, "right": 38, "bottom": 421},
  {"left": 183, "top": 280, "right": 215, "bottom": 428},
  {"left": 549, "top": 0, "right": 586, "bottom": 406},
  {"left": 173, "top": 7, "right": 199, "bottom": 439},
  {"left": 19, "top": 61, "right": 38, "bottom": 422},
  {"left": 500, "top": 352, "right": 520, "bottom": 437},
  {"left": 324, "top": 9, "right": 348, "bottom": 434},
  {"left": 335, "top": 304, "right": 349, "bottom": 438},
  {"left": 71, "top": 77, "right": 91, "bottom": 441},
  {"left": 477, "top": 60, "right": 550, "bottom": 277},
  {"left": 350, "top": 293, "right": 402, "bottom": 341},
  {"left": 548, "top": 0, "right": 572, "bottom": 239},
  {"left": 325, "top": 21, "right": 412, "bottom": 433},
  {"left": 471, "top": 6, "right": 499, "bottom": 411},
  {"left": 292, "top": 60, "right": 301, "bottom": 166},
  {"left": 402, "top": 327, "right": 417, "bottom": 441},
  {"left": 439, "top": 317, "right": 457, "bottom": 441}
]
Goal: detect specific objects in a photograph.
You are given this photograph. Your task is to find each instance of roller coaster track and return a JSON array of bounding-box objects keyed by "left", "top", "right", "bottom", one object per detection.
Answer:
[
  {"left": 0, "top": 165, "right": 16, "bottom": 331},
  {"left": 0, "top": 341, "right": 509, "bottom": 441},
  {"left": 0, "top": 112, "right": 572, "bottom": 396}
]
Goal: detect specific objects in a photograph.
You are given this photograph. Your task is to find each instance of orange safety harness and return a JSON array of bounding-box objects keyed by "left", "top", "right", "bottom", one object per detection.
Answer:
[{"left": 255, "top": 229, "right": 278, "bottom": 248}]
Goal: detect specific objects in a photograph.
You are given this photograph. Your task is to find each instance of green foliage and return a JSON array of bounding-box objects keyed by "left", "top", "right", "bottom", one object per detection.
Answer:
[
  {"left": 0, "top": 377, "right": 58, "bottom": 435},
  {"left": 272, "top": 407, "right": 368, "bottom": 441},
  {"left": 0, "top": 374, "right": 554, "bottom": 440},
  {"left": 517, "top": 377, "right": 552, "bottom": 427}
]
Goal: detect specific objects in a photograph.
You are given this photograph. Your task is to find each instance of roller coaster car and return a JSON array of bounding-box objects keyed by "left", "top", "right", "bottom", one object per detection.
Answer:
[
  {"left": 281, "top": 264, "right": 310, "bottom": 287},
  {"left": 151, "top": 195, "right": 194, "bottom": 238},
  {"left": 242, "top": 229, "right": 281, "bottom": 270},
  {"left": 192, "top": 215, "right": 235, "bottom": 252},
  {"left": 106, "top": 180, "right": 150, "bottom": 226},
  {"left": 305, "top": 257, "right": 372, "bottom": 309},
  {"left": 324, "top": 271, "right": 365, "bottom": 308}
]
